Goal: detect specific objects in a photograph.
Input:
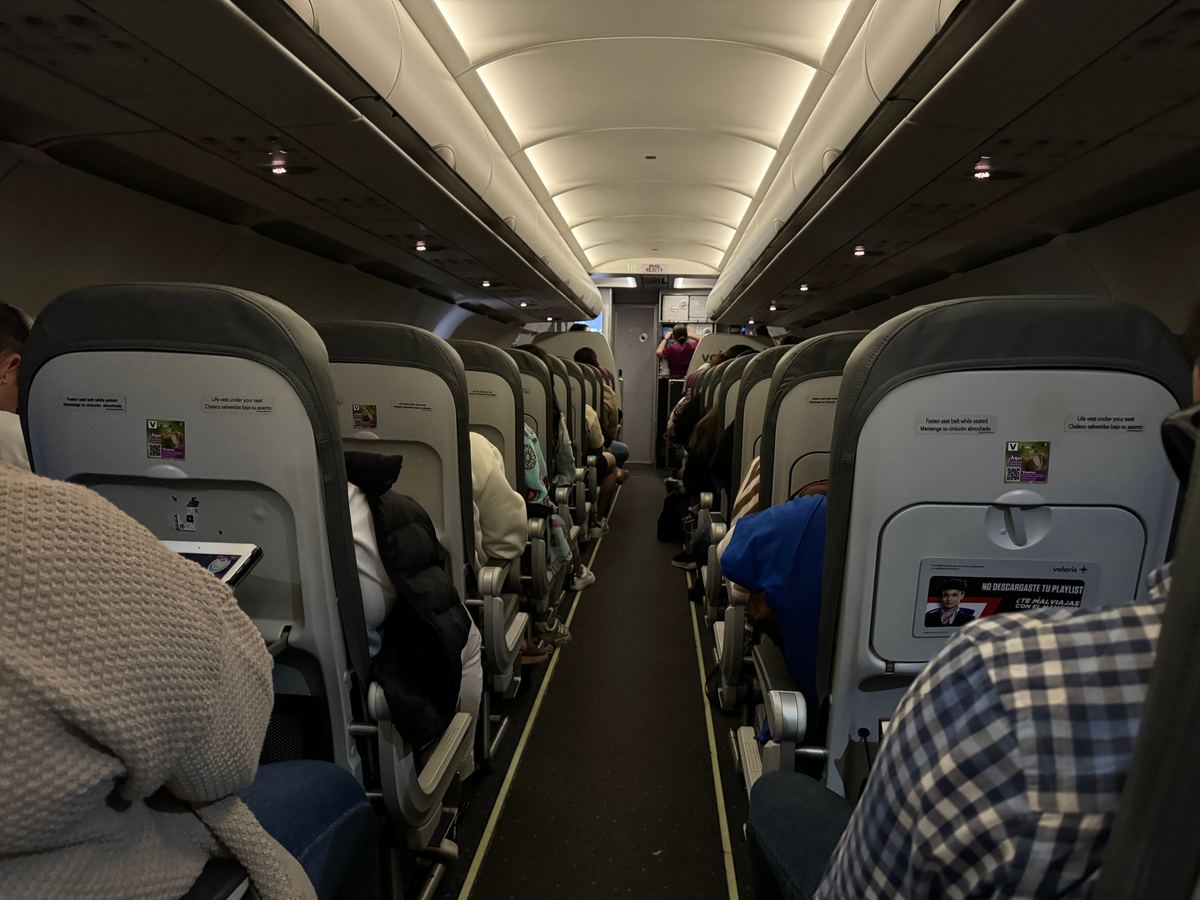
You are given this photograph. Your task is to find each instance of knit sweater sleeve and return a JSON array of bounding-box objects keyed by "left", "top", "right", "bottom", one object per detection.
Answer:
[{"left": 470, "top": 433, "right": 527, "bottom": 566}]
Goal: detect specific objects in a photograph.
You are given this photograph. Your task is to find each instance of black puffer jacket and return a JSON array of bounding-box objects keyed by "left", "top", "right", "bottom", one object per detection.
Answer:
[{"left": 345, "top": 451, "right": 471, "bottom": 747}]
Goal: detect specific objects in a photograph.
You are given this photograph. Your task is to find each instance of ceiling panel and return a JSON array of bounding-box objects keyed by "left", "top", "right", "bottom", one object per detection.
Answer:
[
  {"left": 525, "top": 130, "right": 776, "bottom": 199},
  {"left": 477, "top": 38, "right": 815, "bottom": 148},
  {"left": 572, "top": 216, "right": 735, "bottom": 252},
  {"left": 553, "top": 183, "right": 751, "bottom": 230},
  {"left": 584, "top": 239, "right": 725, "bottom": 269},
  {"left": 432, "top": 0, "right": 852, "bottom": 67}
]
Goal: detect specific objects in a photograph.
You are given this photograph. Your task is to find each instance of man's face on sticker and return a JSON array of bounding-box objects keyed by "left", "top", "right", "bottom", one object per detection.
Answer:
[{"left": 941, "top": 588, "right": 964, "bottom": 611}]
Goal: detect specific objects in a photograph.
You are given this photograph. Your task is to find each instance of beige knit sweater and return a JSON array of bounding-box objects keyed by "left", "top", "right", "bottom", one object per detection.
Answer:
[{"left": 0, "top": 464, "right": 316, "bottom": 900}]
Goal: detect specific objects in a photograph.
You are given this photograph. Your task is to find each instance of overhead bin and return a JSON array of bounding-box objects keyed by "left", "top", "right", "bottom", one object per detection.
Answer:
[
  {"left": 708, "top": 0, "right": 973, "bottom": 320},
  {"left": 302, "top": 0, "right": 599, "bottom": 318}
]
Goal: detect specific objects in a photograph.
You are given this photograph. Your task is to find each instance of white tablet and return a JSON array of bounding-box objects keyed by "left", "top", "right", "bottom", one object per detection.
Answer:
[{"left": 161, "top": 541, "right": 263, "bottom": 587}]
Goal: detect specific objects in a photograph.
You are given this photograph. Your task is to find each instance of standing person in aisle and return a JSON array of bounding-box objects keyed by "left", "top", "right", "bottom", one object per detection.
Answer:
[{"left": 657, "top": 324, "right": 701, "bottom": 378}]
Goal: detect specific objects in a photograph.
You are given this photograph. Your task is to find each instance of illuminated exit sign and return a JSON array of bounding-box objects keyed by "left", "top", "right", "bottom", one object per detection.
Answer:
[{"left": 627, "top": 263, "right": 668, "bottom": 273}]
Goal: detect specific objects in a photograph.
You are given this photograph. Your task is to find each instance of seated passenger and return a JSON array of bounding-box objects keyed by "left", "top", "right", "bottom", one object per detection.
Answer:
[
  {"left": 717, "top": 484, "right": 828, "bottom": 712},
  {"left": 573, "top": 346, "right": 628, "bottom": 470},
  {"left": 345, "top": 451, "right": 482, "bottom": 773},
  {"left": 584, "top": 401, "right": 626, "bottom": 538},
  {"left": 0, "top": 462, "right": 376, "bottom": 900},
  {"left": 748, "top": 559, "right": 1171, "bottom": 900},
  {"left": 523, "top": 344, "right": 578, "bottom": 489},
  {"left": 0, "top": 301, "right": 31, "bottom": 470},
  {"left": 523, "top": 423, "right": 595, "bottom": 592},
  {"left": 470, "top": 430, "right": 571, "bottom": 653}
]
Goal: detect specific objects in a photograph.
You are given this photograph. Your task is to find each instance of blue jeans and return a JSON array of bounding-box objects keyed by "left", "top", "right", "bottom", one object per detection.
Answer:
[
  {"left": 240, "top": 760, "right": 379, "bottom": 900},
  {"left": 608, "top": 440, "right": 630, "bottom": 469},
  {"left": 747, "top": 771, "right": 853, "bottom": 900}
]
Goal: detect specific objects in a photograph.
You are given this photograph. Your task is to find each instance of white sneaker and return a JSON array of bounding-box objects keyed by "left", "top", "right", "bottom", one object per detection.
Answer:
[
  {"left": 589, "top": 518, "right": 608, "bottom": 540},
  {"left": 571, "top": 566, "right": 596, "bottom": 591}
]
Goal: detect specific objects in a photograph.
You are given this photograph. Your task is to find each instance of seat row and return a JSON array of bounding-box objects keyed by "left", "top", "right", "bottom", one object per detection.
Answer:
[
  {"left": 681, "top": 295, "right": 1189, "bottom": 800},
  {"left": 15, "top": 281, "right": 620, "bottom": 899}
]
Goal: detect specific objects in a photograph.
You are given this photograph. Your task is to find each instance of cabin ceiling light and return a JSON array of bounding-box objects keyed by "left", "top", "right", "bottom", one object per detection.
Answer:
[
  {"left": 748, "top": 318, "right": 755, "bottom": 324},
  {"left": 270, "top": 165, "right": 287, "bottom": 175},
  {"left": 415, "top": 240, "right": 426, "bottom": 251},
  {"left": 482, "top": 280, "right": 491, "bottom": 287},
  {"left": 974, "top": 156, "right": 992, "bottom": 179},
  {"left": 547, "top": 317, "right": 553, "bottom": 322},
  {"left": 854, "top": 245, "right": 865, "bottom": 257},
  {"left": 800, "top": 284, "right": 809, "bottom": 291},
  {"left": 520, "top": 301, "right": 528, "bottom": 307},
  {"left": 769, "top": 303, "right": 777, "bottom": 311}
]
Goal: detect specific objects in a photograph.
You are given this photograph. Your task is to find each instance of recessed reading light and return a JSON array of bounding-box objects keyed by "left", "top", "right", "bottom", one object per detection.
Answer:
[
  {"left": 854, "top": 245, "right": 865, "bottom": 257},
  {"left": 415, "top": 240, "right": 426, "bottom": 251},
  {"left": 520, "top": 301, "right": 528, "bottom": 307},
  {"left": 547, "top": 317, "right": 553, "bottom": 322},
  {"left": 769, "top": 303, "right": 777, "bottom": 311},
  {"left": 973, "top": 156, "right": 992, "bottom": 179},
  {"left": 271, "top": 165, "right": 287, "bottom": 175},
  {"left": 481, "top": 280, "right": 490, "bottom": 287},
  {"left": 800, "top": 284, "right": 809, "bottom": 292},
  {"left": 748, "top": 318, "right": 755, "bottom": 324}
]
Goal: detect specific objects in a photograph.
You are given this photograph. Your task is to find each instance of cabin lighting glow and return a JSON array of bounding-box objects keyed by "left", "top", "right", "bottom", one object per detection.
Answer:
[
  {"left": 520, "top": 301, "right": 528, "bottom": 307},
  {"left": 854, "top": 245, "right": 865, "bottom": 257},
  {"left": 482, "top": 280, "right": 491, "bottom": 287},
  {"left": 415, "top": 240, "right": 426, "bottom": 251},
  {"left": 271, "top": 165, "right": 287, "bottom": 175},
  {"left": 748, "top": 318, "right": 755, "bottom": 324},
  {"left": 547, "top": 317, "right": 553, "bottom": 322},
  {"left": 769, "top": 303, "right": 777, "bottom": 311},
  {"left": 974, "top": 156, "right": 992, "bottom": 179},
  {"left": 800, "top": 284, "right": 809, "bottom": 291}
]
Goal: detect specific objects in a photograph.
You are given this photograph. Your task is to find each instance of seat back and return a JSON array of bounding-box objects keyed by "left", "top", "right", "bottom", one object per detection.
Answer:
[
  {"left": 687, "top": 334, "right": 771, "bottom": 375},
  {"left": 702, "top": 361, "right": 727, "bottom": 410},
  {"left": 818, "top": 297, "right": 1190, "bottom": 797},
  {"left": 759, "top": 332, "right": 866, "bottom": 509},
  {"left": 452, "top": 341, "right": 524, "bottom": 491},
  {"left": 507, "top": 349, "right": 553, "bottom": 452},
  {"left": 317, "top": 322, "right": 474, "bottom": 600},
  {"left": 544, "top": 353, "right": 572, "bottom": 452},
  {"left": 562, "top": 358, "right": 589, "bottom": 462},
  {"left": 532, "top": 331, "right": 617, "bottom": 372},
  {"left": 716, "top": 353, "right": 754, "bottom": 433},
  {"left": 734, "top": 345, "right": 790, "bottom": 488},
  {"left": 21, "top": 283, "right": 366, "bottom": 773},
  {"left": 581, "top": 363, "right": 599, "bottom": 414}
]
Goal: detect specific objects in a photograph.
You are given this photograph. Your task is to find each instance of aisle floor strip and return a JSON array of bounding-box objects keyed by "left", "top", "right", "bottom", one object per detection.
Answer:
[
  {"left": 455, "top": 487, "right": 621, "bottom": 900},
  {"left": 690, "top": 592, "right": 740, "bottom": 900}
]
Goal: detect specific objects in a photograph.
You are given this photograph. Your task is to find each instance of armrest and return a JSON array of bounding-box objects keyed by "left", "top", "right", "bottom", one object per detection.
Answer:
[
  {"left": 698, "top": 491, "right": 713, "bottom": 511},
  {"left": 478, "top": 558, "right": 513, "bottom": 601},
  {"left": 752, "top": 639, "right": 799, "bottom": 696},
  {"left": 526, "top": 517, "right": 549, "bottom": 598},
  {"left": 766, "top": 690, "right": 807, "bottom": 744}
]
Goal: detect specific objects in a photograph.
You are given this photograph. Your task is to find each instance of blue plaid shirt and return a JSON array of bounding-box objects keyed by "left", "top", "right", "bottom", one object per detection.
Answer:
[{"left": 817, "top": 565, "right": 1170, "bottom": 899}]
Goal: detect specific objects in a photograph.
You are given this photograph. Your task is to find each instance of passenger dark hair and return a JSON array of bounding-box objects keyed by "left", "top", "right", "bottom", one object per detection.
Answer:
[
  {"left": 755, "top": 324, "right": 770, "bottom": 336},
  {"left": 688, "top": 405, "right": 723, "bottom": 458},
  {"left": 779, "top": 334, "right": 801, "bottom": 346},
  {"left": 569, "top": 323, "right": 588, "bottom": 331},
  {"left": 0, "top": 302, "right": 29, "bottom": 359},
  {"left": 725, "top": 344, "right": 755, "bottom": 358},
  {"left": 672, "top": 323, "right": 689, "bottom": 342},
  {"left": 574, "top": 346, "right": 599, "bottom": 368}
]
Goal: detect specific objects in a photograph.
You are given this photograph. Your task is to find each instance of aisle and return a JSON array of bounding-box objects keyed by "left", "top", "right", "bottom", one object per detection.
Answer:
[{"left": 465, "top": 465, "right": 733, "bottom": 900}]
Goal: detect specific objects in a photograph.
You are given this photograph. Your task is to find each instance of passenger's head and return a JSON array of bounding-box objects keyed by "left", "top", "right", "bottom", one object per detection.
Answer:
[
  {"left": 0, "top": 302, "right": 30, "bottom": 414},
  {"left": 689, "top": 405, "right": 723, "bottom": 456},
  {"left": 940, "top": 578, "right": 967, "bottom": 611},
  {"left": 574, "top": 346, "right": 599, "bottom": 368},
  {"left": 672, "top": 324, "right": 689, "bottom": 343},
  {"left": 726, "top": 344, "right": 755, "bottom": 358},
  {"left": 779, "top": 334, "right": 801, "bottom": 346},
  {"left": 521, "top": 344, "right": 564, "bottom": 425},
  {"left": 569, "top": 323, "right": 589, "bottom": 332},
  {"left": 755, "top": 324, "right": 770, "bottom": 336}
]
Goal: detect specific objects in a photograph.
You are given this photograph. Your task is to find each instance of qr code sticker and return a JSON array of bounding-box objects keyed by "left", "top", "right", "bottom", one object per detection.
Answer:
[
  {"left": 1005, "top": 466, "right": 1021, "bottom": 482},
  {"left": 149, "top": 444, "right": 162, "bottom": 458}
]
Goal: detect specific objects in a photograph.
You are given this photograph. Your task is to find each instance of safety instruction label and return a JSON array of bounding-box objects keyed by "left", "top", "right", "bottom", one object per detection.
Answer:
[
  {"left": 469, "top": 389, "right": 498, "bottom": 398},
  {"left": 352, "top": 405, "right": 377, "bottom": 429},
  {"left": 1064, "top": 413, "right": 1144, "bottom": 433},
  {"left": 147, "top": 419, "right": 185, "bottom": 460},
  {"left": 914, "top": 558, "right": 1093, "bottom": 637},
  {"left": 393, "top": 401, "right": 432, "bottom": 412},
  {"left": 807, "top": 395, "right": 838, "bottom": 405},
  {"left": 1004, "top": 440, "right": 1049, "bottom": 483},
  {"left": 62, "top": 394, "right": 125, "bottom": 411},
  {"left": 917, "top": 414, "right": 995, "bottom": 435},
  {"left": 202, "top": 395, "right": 274, "bottom": 414},
  {"left": 173, "top": 496, "right": 200, "bottom": 532}
]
